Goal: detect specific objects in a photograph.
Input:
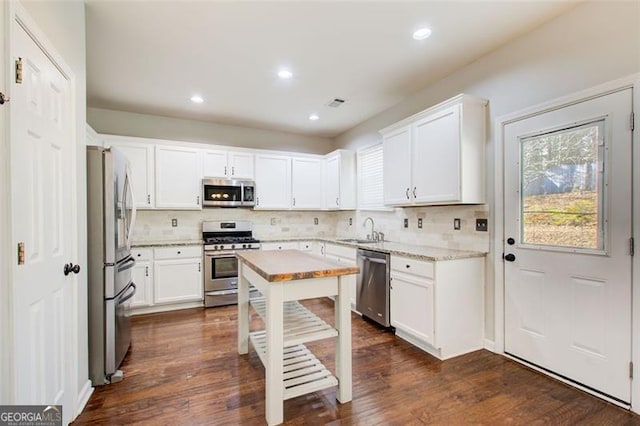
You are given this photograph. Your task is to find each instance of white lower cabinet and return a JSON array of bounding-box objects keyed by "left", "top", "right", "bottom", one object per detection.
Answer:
[
  {"left": 260, "top": 241, "right": 299, "bottom": 251},
  {"left": 153, "top": 246, "right": 203, "bottom": 305},
  {"left": 131, "top": 248, "right": 154, "bottom": 308},
  {"left": 130, "top": 245, "right": 203, "bottom": 313},
  {"left": 325, "top": 243, "right": 357, "bottom": 311},
  {"left": 390, "top": 255, "right": 484, "bottom": 360}
]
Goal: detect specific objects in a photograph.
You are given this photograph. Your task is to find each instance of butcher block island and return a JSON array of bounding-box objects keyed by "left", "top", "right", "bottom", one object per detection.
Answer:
[{"left": 236, "top": 249, "right": 359, "bottom": 425}]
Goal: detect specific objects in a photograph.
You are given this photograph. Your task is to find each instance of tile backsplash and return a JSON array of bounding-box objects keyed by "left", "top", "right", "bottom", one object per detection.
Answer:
[
  {"left": 133, "top": 204, "right": 490, "bottom": 252},
  {"left": 335, "top": 205, "right": 490, "bottom": 253}
]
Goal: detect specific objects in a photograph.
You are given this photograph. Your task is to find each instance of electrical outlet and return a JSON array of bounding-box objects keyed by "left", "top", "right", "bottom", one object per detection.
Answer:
[
  {"left": 314, "top": 217, "right": 319, "bottom": 225},
  {"left": 403, "top": 218, "right": 408, "bottom": 228},
  {"left": 171, "top": 218, "right": 178, "bottom": 227},
  {"left": 418, "top": 218, "right": 423, "bottom": 229},
  {"left": 270, "top": 218, "right": 277, "bottom": 226},
  {"left": 453, "top": 218, "right": 461, "bottom": 230},
  {"left": 349, "top": 218, "right": 353, "bottom": 226},
  {"left": 476, "top": 218, "right": 488, "bottom": 232}
]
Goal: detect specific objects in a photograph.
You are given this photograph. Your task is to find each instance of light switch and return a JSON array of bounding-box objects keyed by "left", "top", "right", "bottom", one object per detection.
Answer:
[{"left": 453, "top": 218, "right": 461, "bottom": 230}]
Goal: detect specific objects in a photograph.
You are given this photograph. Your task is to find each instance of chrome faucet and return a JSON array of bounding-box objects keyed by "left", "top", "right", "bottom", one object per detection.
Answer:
[{"left": 363, "top": 216, "right": 376, "bottom": 241}]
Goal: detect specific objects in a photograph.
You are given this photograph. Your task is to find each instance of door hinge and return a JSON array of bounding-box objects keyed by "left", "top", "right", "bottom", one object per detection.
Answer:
[
  {"left": 630, "top": 361, "right": 634, "bottom": 379},
  {"left": 631, "top": 112, "right": 635, "bottom": 132},
  {"left": 15, "top": 58, "right": 23, "bottom": 84},
  {"left": 631, "top": 237, "right": 635, "bottom": 256},
  {"left": 17, "top": 242, "right": 25, "bottom": 265}
]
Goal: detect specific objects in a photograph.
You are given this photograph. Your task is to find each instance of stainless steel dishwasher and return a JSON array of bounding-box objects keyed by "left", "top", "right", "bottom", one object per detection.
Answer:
[{"left": 356, "top": 248, "right": 390, "bottom": 327}]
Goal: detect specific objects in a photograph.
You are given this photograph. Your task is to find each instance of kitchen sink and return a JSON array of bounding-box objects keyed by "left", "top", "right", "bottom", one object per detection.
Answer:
[{"left": 337, "top": 238, "right": 377, "bottom": 244}]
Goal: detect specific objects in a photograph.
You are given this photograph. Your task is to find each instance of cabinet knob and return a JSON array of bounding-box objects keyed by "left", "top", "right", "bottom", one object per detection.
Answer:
[
  {"left": 224, "top": 166, "right": 228, "bottom": 175},
  {"left": 405, "top": 188, "right": 410, "bottom": 199},
  {"left": 177, "top": 251, "right": 181, "bottom": 254},
  {"left": 413, "top": 187, "right": 417, "bottom": 198},
  {"left": 145, "top": 266, "right": 149, "bottom": 277},
  {"left": 196, "top": 196, "right": 200, "bottom": 205},
  {"left": 147, "top": 194, "right": 151, "bottom": 204},
  {"left": 293, "top": 197, "right": 296, "bottom": 206},
  {"left": 336, "top": 197, "right": 339, "bottom": 206},
  {"left": 232, "top": 166, "right": 235, "bottom": 176},
  {"left": 406, "top": 264, "right": 410, "bottom": 268}
]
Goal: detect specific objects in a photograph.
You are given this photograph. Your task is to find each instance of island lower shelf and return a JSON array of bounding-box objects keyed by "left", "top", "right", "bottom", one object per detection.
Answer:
[{"left": 249, "top": 298, "right": 340, "bottom": 400}]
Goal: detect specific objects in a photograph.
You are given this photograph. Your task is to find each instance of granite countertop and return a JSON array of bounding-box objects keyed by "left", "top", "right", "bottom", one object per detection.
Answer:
[
  {"left": 236, "top": 249, "right": 359, "bottom": 282},
  {"left": 261, "top": 237, "right": 486, "bottom": 261},
  {"left": 131, "top": 237, "right": 485, "bottom": 261},
  {"left": 131, "top": 240, "right": 203, "bottom": 248}
]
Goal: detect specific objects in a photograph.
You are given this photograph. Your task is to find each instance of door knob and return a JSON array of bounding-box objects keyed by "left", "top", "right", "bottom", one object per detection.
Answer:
[
  {"left": 504, "top": 253, "right": 516, "bottom": 262},
  {"left": 64, "top": 263, "right": 81, "bottom": 276}
]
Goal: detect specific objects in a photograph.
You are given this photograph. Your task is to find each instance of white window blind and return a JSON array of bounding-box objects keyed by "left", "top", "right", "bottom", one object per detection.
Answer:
[{"left": 357, "top": 143, "right": 384, "bottom": 209}]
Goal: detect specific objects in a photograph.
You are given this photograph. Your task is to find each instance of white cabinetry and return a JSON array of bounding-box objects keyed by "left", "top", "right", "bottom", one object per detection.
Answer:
[
  {"left": 390, "top": 255, "right": 484, "bottom": 360},
  {"left": 324, "top": 150, "right": 356, "bottom": 210},
  {"left": 381, "top": 94, "right": 486, "bottom": 206},
  {"left": 292, "top": 157, "right": 323, "bottom": 209},
  {"left": 261, "top": 241, "right": 299, "bottom": 251},
  {"left": 254, "top": 154, "right": 291, "bottom": 209},
  {"left": 105, "top": 139, "right": 155, "bottom": 209},
  {"left": 203, "top": 149, "right": 254, "bottom": 179},
  {"left": 153, "top": 246, "right": 203, "bottom": 305},
  {"left": 155, "top": 146, "right": 202, "bottom": 209},
  {"left": 325, "top": 243, "right": 357, "bottom": 311},
  {"left": 131, "top": 248, "right": 154, "bottom": 307}
]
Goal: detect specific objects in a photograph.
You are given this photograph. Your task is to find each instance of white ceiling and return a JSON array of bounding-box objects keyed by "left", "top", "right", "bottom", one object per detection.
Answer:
[{"left": 86, "top": 1, "right": 579, "bottom": 138}]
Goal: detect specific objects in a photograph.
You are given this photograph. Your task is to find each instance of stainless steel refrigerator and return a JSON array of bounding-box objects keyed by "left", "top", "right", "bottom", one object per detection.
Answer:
[{"left": 87, "top": 146, "right": 137, "bottom": 385}]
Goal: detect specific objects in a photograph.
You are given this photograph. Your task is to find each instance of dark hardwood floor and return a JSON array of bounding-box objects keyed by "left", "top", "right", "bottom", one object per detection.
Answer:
[{"left": 74, "top": 298, "right": 640, "bottom": 425}]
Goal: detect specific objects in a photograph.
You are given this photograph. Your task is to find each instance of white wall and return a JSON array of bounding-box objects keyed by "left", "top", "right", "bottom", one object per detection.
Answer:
[
  {"left": 334, "top": 1, "right": 640, "bottom": 341},
  {"left": 88, "top": 107, "right": 335, "bottom": 155},
  {"left": 20, "top": 0, "right": 89, "bottom": 412}
]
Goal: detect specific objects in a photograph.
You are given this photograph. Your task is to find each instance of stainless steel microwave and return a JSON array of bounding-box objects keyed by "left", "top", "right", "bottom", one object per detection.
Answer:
[{"left": 202, "top": 178, "right": 256, "bottom": 207}]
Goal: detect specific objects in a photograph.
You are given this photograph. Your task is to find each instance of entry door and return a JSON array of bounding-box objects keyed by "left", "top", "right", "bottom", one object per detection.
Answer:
[
  {"left": 504, "top": 89, "right": 633, "bottom": 403},
  {"left": 11, "top": 20, "right": 74, "bottom": 422}
]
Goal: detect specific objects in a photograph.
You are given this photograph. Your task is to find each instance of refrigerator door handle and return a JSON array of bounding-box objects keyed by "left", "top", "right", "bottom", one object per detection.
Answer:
[
  {"left": 124, "top": 164, "right": 137, "bottom": 252},
  {"left": 117, "top": 256, "right": 136, "bottom": 272},
  {"left": 117, "top": 282, "right": 137, "bottom": 305}
]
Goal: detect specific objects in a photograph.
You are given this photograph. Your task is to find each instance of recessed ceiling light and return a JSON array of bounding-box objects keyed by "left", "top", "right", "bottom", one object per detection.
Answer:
[
  {"left": 412, "top": 27, "right": 432, "bottom": 40},
  {"left": 190, "top": 95, "right": 204, "bottom": 104},
  {"left": 309, "top": 114, "right": 319, "bottom": 121},
  {"left": 278, "top": 69, "right": 293, "bottom": 79}
]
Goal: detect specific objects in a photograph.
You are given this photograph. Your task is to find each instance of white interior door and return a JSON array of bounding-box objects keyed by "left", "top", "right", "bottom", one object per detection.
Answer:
[
  {"left": 504, "top": 89, "right": 633, "bottom": 403},
  {"left": 11, "top": 20, "right": 74, "bottom": 422}
]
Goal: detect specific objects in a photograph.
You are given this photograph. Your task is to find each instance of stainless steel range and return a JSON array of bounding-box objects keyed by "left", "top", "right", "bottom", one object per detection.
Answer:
[{"left": 202, "top": 220, "right": 261, "bottom": 307}]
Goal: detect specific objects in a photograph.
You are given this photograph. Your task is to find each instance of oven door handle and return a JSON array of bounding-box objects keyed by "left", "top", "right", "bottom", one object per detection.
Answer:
[
  {"left": 206, "top": 289, "right": 238, "bottom": 296},
  {"left": 204, "top": 251, "right": 239, "bottom": 258}
]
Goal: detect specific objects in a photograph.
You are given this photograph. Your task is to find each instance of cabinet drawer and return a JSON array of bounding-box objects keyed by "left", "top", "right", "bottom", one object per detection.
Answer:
[
  {"left": 298, "top": 241, "right": 314, "bottom": 251},
  {"left": 391, "top": 256, "right": 434, "bottom": 278},
  {"left": 131, "top": 248, "right": 153, "bottom": 261},
  {"left": 154, "top": 245, "right": 202, "bottom": 260},
  {"left": 261, "top": 242, "right": 299, "bottom": 251},
  {"left": 325, "top": 244, "right": 356, "bottom": 260}
]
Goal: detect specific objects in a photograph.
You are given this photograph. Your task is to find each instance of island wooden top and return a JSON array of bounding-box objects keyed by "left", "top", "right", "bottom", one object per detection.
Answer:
[{"left": 236, "top": 250, "right": 360, "bottom": 282}]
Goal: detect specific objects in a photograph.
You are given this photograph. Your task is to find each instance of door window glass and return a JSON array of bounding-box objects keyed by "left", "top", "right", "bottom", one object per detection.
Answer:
[{"left": 520, "top": 120, "right": 604, "bottom": 250}]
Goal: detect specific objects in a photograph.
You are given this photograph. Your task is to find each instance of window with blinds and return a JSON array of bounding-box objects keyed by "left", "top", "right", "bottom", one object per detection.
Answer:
[{"left": 357, "top": 143, "right": 385, "bottom": 210}]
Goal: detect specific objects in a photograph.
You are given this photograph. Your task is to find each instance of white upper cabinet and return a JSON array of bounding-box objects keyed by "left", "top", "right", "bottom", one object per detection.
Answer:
[
  {"left": 203, "top": 149, "right": 254, "bottom": 179},
  {"left": 291, "top": 157, "right": 323, "bottom": 209},
  {"left": 229, "top": 152, "right": 254, "bottom": 179},
  {"left": 381, "top": 94, "right": 486, "bottom": 206},
  {"left": 254, "top": 154, "right": 291, "bottom": 209},
  {"left": 155, "top": 146, "right": 203, "bottom": 209},
  {"left": 323, "top": 150, "right": 356, "bottom": 210},
  {"left": 382, "top": 125, "right": 412, "bottom": 205},
  {"left": 107, "top": 142, "right": 155, "bottom": 209}
]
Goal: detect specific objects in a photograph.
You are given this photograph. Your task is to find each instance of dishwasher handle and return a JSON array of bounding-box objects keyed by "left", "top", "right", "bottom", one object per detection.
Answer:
[{"left": 360, "top": 256, "right": 387, "bottom": 265}]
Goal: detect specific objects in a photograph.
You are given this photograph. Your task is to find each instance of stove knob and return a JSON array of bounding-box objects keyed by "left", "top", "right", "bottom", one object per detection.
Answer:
[
  {"left": 214, "top": 245, "right": 219, "bottom": 250},
  {"left": 242, "top": 244, "right": 247, "bottom": 249},
  {"left": 231, "top": 244, "right": 235, "bottom": 249}
]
